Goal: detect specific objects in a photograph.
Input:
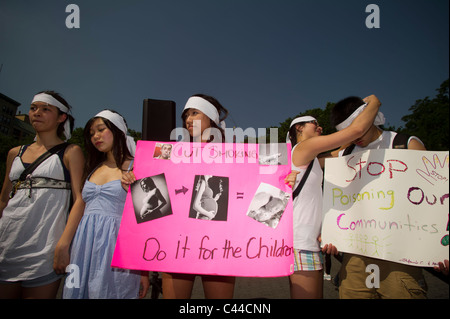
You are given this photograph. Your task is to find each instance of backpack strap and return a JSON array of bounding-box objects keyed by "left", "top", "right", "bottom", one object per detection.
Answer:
[
  {"left": 292, "top": 160, "right": 314, "bottom": 200},
  {"left": 392, "top": 132, "right": 410, "bottom": 149},
  {"left": 17, "top": 144, "right": 28, "bottom": 158},
  {"left": 342, "top": 143, "right": 356, "bottom": 156},
  {"left": 18, "top": 143, "right": 69, "bottom": 181}
]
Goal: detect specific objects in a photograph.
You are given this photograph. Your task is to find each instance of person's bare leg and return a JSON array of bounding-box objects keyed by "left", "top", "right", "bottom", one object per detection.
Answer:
[
  {"left": 289, "top": 270, "right": 323, "bottom": 299},
  {"left": 162, "top": 272, "right": 196, "bottom": 299},
  {"left": 0, "top": 282, "right": 22, "bottom": 299},
  {"left": 22, "top": 279, "right": 61, "bottom": 299},
  {"left": 202, "top": 275, "right": 235, "bottom": 299}
]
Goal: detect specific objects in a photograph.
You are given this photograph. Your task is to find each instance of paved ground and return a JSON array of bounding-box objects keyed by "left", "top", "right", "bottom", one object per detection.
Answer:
[
  {"left": 186, "top": 256, "right": 449, "bottom": 299},
  {"left": 57, "top": 256, "right": 448, "bottom": 299}
]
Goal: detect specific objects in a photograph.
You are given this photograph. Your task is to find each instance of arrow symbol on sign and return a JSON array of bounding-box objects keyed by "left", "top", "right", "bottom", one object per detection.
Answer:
[{"left": 175, "top": 186, "right": 189, "bottom": 195}]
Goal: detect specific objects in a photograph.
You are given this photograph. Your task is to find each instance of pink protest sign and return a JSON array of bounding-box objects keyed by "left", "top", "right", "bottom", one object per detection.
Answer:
[{"left": 112, "top": 141, "right": 294, "bottom": 277}]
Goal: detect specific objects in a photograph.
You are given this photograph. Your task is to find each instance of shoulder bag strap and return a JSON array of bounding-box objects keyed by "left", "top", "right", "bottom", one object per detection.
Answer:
[
  {"left": 342, "top": 143, "right": 356, "bottom": 156},
  {"left": 19, "top": 143, "right": 69, "bottom": 181},
  {"left": 392, "top": 132, "right": 410, "bottom": 149},
  {"left": 292, "top": 159, "right": 314, "bottom": 200}
]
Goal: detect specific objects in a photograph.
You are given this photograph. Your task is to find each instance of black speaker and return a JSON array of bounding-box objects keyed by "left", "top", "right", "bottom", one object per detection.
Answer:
[{"left": 142, "top": 99, "right": 176, "bottom": 141}]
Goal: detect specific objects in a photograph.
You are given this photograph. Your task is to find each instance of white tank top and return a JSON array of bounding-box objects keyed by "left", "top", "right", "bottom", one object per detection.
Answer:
[
  {"left": 291, "top": 144, "right": 323, "bottom": 251},
  {"left": 0, "top": 151, "right": 71, "bottom": 281}
]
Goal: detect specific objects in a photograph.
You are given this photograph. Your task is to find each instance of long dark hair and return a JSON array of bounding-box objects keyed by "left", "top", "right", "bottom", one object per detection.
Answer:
[
  {"left": 36, "top": 90, "right": 74, "bottom": 140},
  {"left": 288, "top": 122, "right": 307, "bottom": 147},
  {"left": 330, "top": 96, "right": 365, "bottom": 128},
  {"left": 206, "top": 176, "right": 223, "bottom": 197},
  {"left": 140, "top": 177, "right": 156, "bottom": 192},
  {"left": 181, "top": 94, "right": 229, "bottom": 143},
  {"left": 83, "top": 109, "right": 132, "bottom": 180}
]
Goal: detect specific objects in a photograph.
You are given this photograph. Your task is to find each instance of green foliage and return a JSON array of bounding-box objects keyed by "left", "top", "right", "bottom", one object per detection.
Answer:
[
  {"left": 399, "top": 79, "right": 449, "bottom": 151},
  {"left": 267, "top": 79, "right": 449, "bottom": 152},
  {"left": 67, "top": 127, "right": 85, "bottom": 153},
  {"left": 264, "top": 102, "right": 336, "bottom": 143},
  {"left": 128, "top": 129, "right": 142, "bottom": 142}
]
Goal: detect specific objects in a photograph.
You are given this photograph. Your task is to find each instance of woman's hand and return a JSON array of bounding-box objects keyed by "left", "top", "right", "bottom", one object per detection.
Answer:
[
  {"left": 53, "top": 241, "right": 71, "bottom": 274},
  {"left": 362, "top": 94, "right": 381, "bottom": 109},
  {"left": 318, "top": 234, "right": 339, "bottom": 255},
  {"left": 284, "top": 170, "right": 300, "bottom": 188},
  {"left": 139, "top": 272, "right": 150, "bottom": 298},
  {"left": 434, "top": 260, "right": 449, "bottom": 276},
  {"left": 122, "top": 171, "right": 137, "bottom": 190}
]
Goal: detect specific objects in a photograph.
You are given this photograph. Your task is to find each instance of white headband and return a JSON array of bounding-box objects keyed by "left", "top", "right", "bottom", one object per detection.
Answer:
[
  {"left": 183, "top": 96, "right": 226, "bottom": 129},
  {"left": 95, "top": 110, "right": 136, "bottom": 156},
  {"left": 32, "top": 93, "right": 70, "bottom": 113},
  {"left": 289, "top": 116, "right": 317, "bottom": 129},
  {"left": 335, "top": 103, "right": 385, "bottom": 131},
  {"left": 286, "top": 116, "right": 317, "bottom": 142},
  {"left": 31, "top": 93, "right": 72, "bottom": 140}
]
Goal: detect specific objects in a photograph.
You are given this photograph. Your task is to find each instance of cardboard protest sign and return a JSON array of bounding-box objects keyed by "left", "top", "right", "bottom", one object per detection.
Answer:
[
  {"left": 112, "top": 141, "right": 294, "bottom": 277},
  {"left": 321, "top": 149, "right": 449, "bottom": 267}
]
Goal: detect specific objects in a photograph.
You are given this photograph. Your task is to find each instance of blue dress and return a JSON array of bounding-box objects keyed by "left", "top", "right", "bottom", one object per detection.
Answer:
[{"left": 63, "top": 179, "right": 141, "bottom": 299}]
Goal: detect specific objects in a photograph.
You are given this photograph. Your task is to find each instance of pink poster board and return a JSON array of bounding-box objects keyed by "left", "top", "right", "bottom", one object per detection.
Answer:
[{"left": 112, "top": 141, "right": 294, "bottom": 277}]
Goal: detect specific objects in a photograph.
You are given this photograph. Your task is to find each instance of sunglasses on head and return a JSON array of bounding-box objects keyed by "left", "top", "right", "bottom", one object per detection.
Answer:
[{"left": 304, "top": 120, "right": 319, "bottom": 127}]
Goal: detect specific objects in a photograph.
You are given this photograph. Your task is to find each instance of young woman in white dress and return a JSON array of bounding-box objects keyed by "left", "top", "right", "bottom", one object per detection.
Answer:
[{"left": 0, "top": 91, "right": 85, "bottom": 299}]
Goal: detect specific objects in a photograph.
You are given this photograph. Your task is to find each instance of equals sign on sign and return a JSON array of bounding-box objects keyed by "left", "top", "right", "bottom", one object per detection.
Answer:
[{"left": 236, "top": 192, "right": 244, "bottom": 199}]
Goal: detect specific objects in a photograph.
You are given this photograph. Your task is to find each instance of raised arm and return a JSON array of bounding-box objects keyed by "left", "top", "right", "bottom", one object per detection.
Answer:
[{"left": 293, "top": 95, "right": 381, "bottom": 166}]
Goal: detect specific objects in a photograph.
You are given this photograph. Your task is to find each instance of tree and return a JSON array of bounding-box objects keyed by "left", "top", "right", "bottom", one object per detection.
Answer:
[
  {"left": 265, "top": 102, "right": 336, "bottom": 143},
  {"left": 128, "top": 129, "right": 142, "bottom": 142},
  {"left": 68, "top": 127, "right": 85, "bottom": 153},
  {"left": 267, "top": 79, "right": 449, "bottom": 152},
  {"left": 400, "top": 79, "right": 449, "bottom": 151}
]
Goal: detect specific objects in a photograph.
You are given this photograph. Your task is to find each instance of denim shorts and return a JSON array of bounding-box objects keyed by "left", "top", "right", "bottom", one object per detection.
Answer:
[{"left": 0, "top": 271, "right": 63, "bottom": 288}]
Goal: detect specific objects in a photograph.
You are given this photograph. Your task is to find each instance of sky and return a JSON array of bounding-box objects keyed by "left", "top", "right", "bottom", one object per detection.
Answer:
[{"left": 0, "top": 0, "right": 448, "bottom": 134}]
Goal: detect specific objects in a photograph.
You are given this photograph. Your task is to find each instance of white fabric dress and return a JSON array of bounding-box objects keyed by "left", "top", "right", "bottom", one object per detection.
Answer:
[{"left": 0, "top": 149, "right": 71, "bottom": 281}]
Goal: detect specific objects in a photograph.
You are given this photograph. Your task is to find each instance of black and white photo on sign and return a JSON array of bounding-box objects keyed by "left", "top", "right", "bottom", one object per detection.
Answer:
[
  {"left": 189, "top": 175, "right": 229, "bottom": 221},
  {"left": 130, "top": 173, "right": 172, "bottom": 223},
  {"left": 247, "top": 183, "right": 290, "bottom": 229},
  {"left": 258, "top": 143, "right": 288, "bottom": 165}
]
